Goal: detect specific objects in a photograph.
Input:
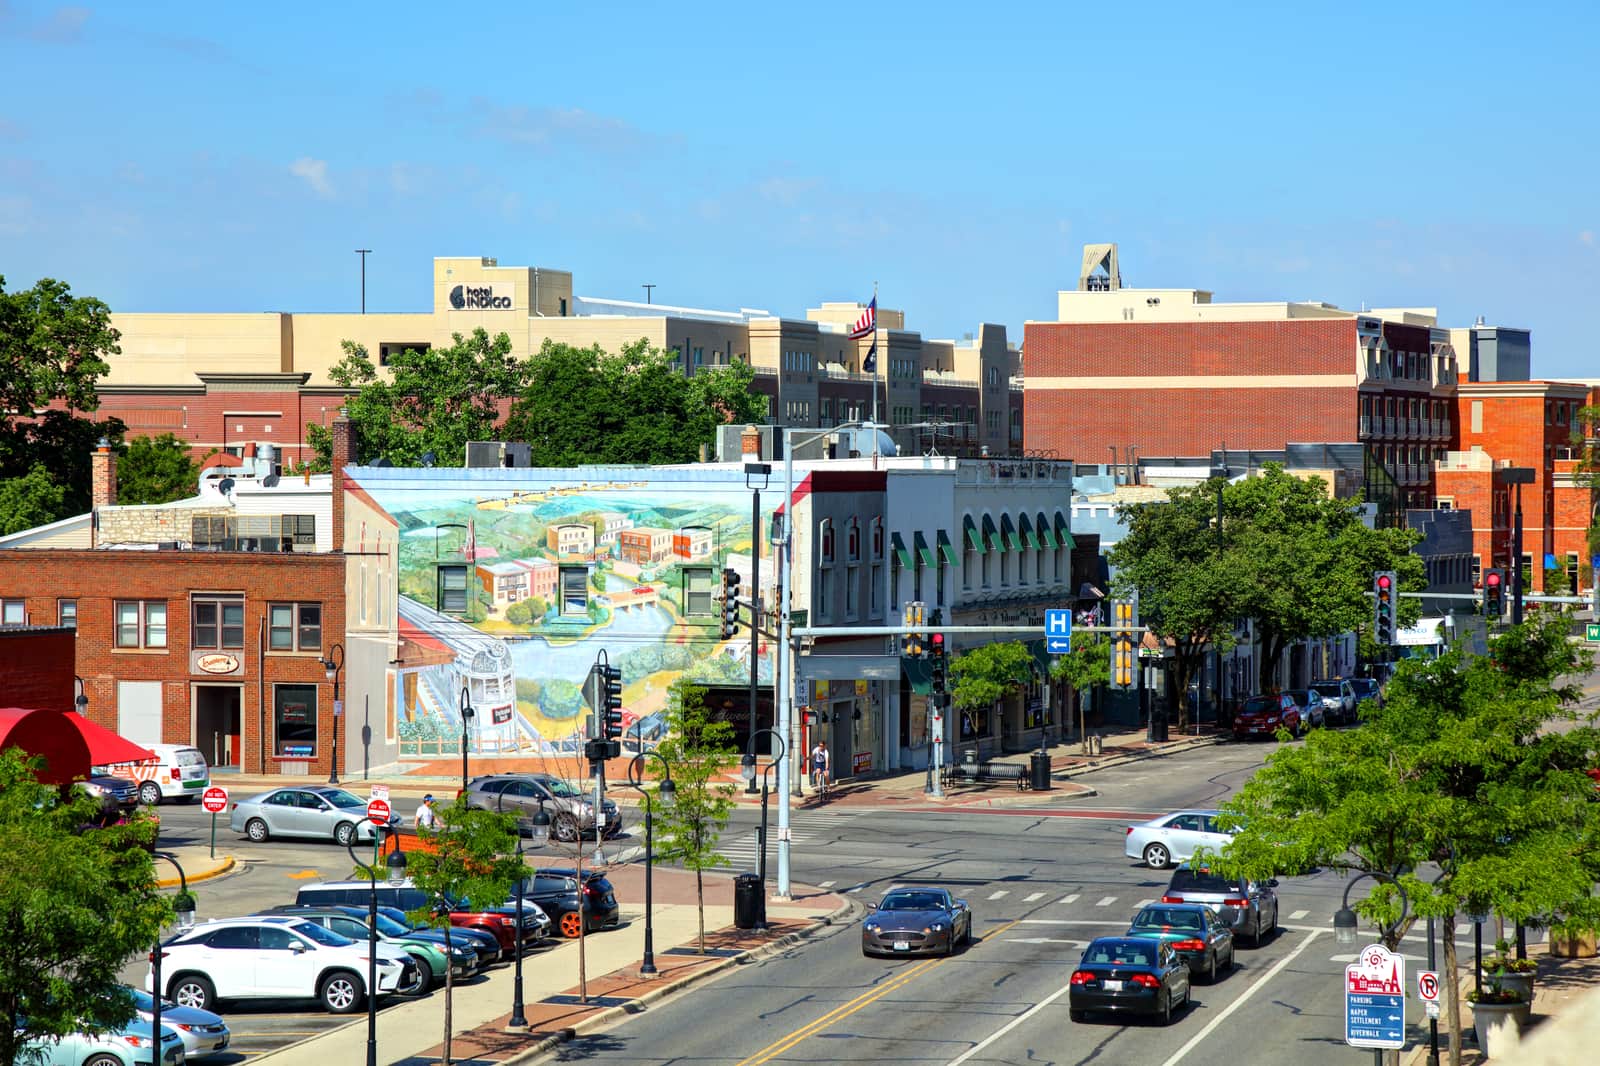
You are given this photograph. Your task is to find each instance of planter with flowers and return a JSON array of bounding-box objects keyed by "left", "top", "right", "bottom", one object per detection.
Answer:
[
  {"left": 1480, "top": 938, "right": 1538, "bottom": 1004},
  {"left": 1468, "top": 978, "right": 1531, "bottom": 1055}
]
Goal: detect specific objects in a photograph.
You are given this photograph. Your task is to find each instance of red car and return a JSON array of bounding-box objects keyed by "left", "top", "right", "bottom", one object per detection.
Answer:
[{"left": 1231, "top": 694, "right": 1303, "bottom": 740}]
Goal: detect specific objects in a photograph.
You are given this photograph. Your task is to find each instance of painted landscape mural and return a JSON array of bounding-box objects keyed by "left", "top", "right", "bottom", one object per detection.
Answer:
[{"left": 357, "top": 472, "right": 778, "bottom": 759}]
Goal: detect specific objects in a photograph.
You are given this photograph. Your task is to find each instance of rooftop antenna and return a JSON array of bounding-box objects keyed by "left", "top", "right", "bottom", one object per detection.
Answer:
[
  {"left": 642, "top": 284, "right": 655, "bottom": 304},
  {"left": 355, "top": 249, "right": 371, "bottom": 314}
]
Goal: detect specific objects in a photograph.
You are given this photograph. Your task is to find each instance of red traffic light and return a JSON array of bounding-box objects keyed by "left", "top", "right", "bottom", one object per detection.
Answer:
[
  {"left": 931, "top": 633, "right": 945, "bottom": 649},
  {"left": 1376, "top": 574, "right": 1392, "bottom": 590},
  {"left": 1485, "top": 571, "right": 1502, "bottom": 588}
]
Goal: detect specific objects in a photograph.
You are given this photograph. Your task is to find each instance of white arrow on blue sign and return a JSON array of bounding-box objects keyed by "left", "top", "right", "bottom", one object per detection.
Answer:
[{"left": 1045, "top": 609, "right": 1072, "bottom": 654}]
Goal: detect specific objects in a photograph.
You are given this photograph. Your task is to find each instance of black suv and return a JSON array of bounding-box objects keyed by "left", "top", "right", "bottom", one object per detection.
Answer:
[{"left": 518, "top": 868, "right": 621, "bottom": 939}]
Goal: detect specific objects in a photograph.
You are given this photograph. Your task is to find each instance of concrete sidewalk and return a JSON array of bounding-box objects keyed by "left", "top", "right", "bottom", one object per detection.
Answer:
[{"left": 244, "top": 862, "right": 852, "bottom": 1066}]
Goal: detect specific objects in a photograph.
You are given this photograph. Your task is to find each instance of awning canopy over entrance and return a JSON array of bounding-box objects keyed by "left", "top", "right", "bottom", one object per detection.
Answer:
[
  {"left": 964, "top": 515, "right": 985, "bottom": 554},
  {"left": 903, "top": 656, "right": 934, "bottom": 696},
  {"left": 0, "top": 707, "right": 94, "bottom": 785}
]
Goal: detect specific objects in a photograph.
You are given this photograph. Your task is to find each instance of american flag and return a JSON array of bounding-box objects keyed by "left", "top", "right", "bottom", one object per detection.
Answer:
[
  {"left": 848, "top": 296, "right": 877, "bottom": 340},
  {"left": 863, "top": 339, "right": 877, "bottom": 374}
]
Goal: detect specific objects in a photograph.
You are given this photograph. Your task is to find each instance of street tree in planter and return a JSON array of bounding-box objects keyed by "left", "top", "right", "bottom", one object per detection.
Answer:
[
  {"left": 653, "top": 682, "right": 737, "bottom": 954},
  {"left": 404, "top": 799, "right": 527, "bottom": 1066},
  {"left": 1203, "top": 616, "right": 1600, "bottom": 1066},
  {"left": 949, "top": 641, "right": 1037, "bottom": 747},
  {"left": 1049, "top": 633, "right": 1109, "bottom": 743}
]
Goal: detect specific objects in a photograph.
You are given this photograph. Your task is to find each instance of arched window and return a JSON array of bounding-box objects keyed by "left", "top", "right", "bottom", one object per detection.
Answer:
[
  {"left": 870, "top": 517, "right": 884, "bottom": 560},
  {"left": 820, "top": 519, "right": 835, "bottom": 564},
  {"left": 846, "top": 518, "right": 861, "bottom": 563}
]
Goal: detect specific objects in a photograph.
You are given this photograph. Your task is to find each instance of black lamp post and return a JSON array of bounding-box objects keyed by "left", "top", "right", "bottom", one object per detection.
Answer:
[
  {"left": 347, "top": 817, "right": 408, "bottom": 1066},
  {"left": 458, "top": 688, "right": 475, "bottom": 793},
  {"left": 323, "top": 642, "right": 345, "bottom": 785},
  {"left": 1210, "top": 458, "right": 1229, "bottom": 726},
  {"left": 150, "top": 852, "right": 197, "bottom": 1066},
  {"left": 625, "top": 752, "right": 676, "bottom": 975},
  {"left": 744, "top": 460, "right": 771, "bottom": 774},
  {"left": 740, "top": 728, "right": 786, "bottom": 925},
  {"left": 74, "top": 675, "right": 89, "bottom": 714},
  {"left": 498, "top": 793, "right": 549, "bottom": 1028}
]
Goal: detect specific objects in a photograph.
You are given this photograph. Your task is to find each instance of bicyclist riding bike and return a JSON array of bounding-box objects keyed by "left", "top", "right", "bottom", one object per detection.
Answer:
[{"left": 810, "top": 740, "right": 831, "bottom": 798}]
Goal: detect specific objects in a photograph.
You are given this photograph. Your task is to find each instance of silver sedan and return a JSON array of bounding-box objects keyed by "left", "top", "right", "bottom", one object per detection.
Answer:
[{"left": 229, "top": 786, "right": 401, "bottom": 845}]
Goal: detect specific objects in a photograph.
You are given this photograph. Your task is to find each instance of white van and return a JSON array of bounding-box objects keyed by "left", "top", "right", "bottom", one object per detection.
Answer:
[{"left": 99, "top": 743, "right": 211, "bottom": 805}]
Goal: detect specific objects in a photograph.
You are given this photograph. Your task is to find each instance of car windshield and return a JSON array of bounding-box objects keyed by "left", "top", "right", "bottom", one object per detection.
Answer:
[
  {"left": 543, "top": 779, "right": 584, "bottom": 798},
  {"left": 292, "top": 920, "right": 355, "bottom": 947},
  {"left": 323, "top": 790, "right": 365, "bottom": 809},
  {"left": 1169, "top": 869, "right": 1240, "bottom": 893},
  {"left": 372, "top": 912, "right": 412, "bottom": 937},
  {"left": 1308, "top": 686, "right": 1338, "bottom": 698},
  {"left": 1286, "top": 691, "right": 1310, "bottom": 704},
  {"left": 1241, "top": 697, "right": 1278, "bottom": 714},
  {"left": 1132, "top": 908, "right": 1203, "bottom": 931},
  {"left": 880, "top": 892, "right": 946, "bottom": 911},
  {"left": 1351, "top": 680, "right": 1378, "bottom": 695}
]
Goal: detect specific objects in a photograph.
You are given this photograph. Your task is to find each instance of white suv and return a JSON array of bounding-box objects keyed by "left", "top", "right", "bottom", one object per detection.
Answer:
[{"left": 149, "top": 917, "right": 412, "bottom": 1014}]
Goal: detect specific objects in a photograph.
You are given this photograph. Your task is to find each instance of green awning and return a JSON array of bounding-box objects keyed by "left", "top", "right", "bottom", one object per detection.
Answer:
[
  {"left": 1017, "top": 512, "right": 1039, "bottom": 549},
  {"left": 964, "top": 514, "right": 986, "bottom": 554},
  {"left": 1054, "top": 511, "right": 1076, "bottom": 550},
  {"left": 1000, "top": 513, "right": 1022, "bottom": 552},
  {"left": 904, "top": 655, "right": 934, "bottom": 696},
  {"left": 890, "top": 532, "right": 913, "bottom": 569},
  {"left": 1028, "top": 638, "right": 1053, "bottom": 670},
  {"left": 982, "top": 514, "right": 1002, "bottom": 552},
  {"left": 1036, "top": 510, "right": 1056, "bottom": 549},
  {"left": 935, "top": 529, "right": 959, "bottom": 567},
  {"left": 913, "top": 531, "right": 936, "bottom": 568}
]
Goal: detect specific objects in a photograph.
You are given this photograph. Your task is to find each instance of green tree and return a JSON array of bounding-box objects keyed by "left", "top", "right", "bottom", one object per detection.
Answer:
[
  {"left": 1207, "top": 616, "right": 1599, "bottom": 1066},
  {"left": 404, "top": 800, "right": 526, "bottom": 1066},
  {"left": 1573, "top": 404, "right": 1600, "bottom": 560},
  {"left": 117, "top": 432, "right": 204, "bottom": 505},
  {"left": 306, "top": 329, "right": 526, "bottom": 469},
  {"left": 1049, "top": 632, "right": 1109, "bottom": 740},
  {"left": 0, "top": 464, "right": 67, "bottom": 536},
  {"left": 654, "top": 682, "right": 738, "bottom": 953},
  {"left": 0, "top": 748, "right": 169, "bottom": 1066},
  {"left": 949, "top": 640, "right": 1036, "bottom": 713}
]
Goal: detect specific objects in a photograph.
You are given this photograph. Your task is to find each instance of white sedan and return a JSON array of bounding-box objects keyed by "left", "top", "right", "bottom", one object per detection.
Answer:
[{"left": 1124, "top": 809, "right": 1238, "bottom": 870}]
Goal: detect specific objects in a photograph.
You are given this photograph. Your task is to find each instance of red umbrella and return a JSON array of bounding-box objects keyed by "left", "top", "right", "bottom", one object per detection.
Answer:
[{"left": 57, "top": 711, "right": 157, "bottom": 768}]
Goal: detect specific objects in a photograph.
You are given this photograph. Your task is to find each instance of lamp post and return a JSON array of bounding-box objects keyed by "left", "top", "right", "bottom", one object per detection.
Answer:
[
  {"left": 1210, "top": 458, "right": 1228, "bottom": 726},
  {"left": 1334, "top": 870, "right": 1412, "bottom": 1066},
  {"left": 73, "top": 675, "right": 89, "bottom": 714},
  {"left": 347, "top": 817, "right": 408, "bottom": 1066},
  {"left": 1466, "top": 899, "right": 1491, "bottom": 1004},
  {"left": 625, "top": 752, "right": 676, "bottom": 975},
  {"left": 458, "top": 688, "right": 475, "bottom": 794},
  {"left": 323, "top": 642, "right": 345, "bottom": 784},
  {"left": 745, "top": 460, "right": 772, "bottom": 780},
  {"left": 776, "top": 421, "right": 863, "bottom": 898},
  {"left": 150, "top": 852, "right": 197, "bottom": 1066},
  {"left": 740, "top": 728, "right": 787, "bottom": 918},
  {"left": 497, "top": 793, "right": 549, "bottom": 1027}
]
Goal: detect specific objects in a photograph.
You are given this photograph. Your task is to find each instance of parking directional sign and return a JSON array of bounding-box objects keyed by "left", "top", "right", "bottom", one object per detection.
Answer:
[
  {"left": 1045, "top": 609, "right": 1073, "bottom": 654},
  {"left": 1345, "top": 943, "right": 1406, "bottom": 1050}
]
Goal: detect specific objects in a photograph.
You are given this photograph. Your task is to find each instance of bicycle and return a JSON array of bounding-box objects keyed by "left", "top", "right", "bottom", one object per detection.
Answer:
[{"left": 810, "top": 766, "right": 831, "bottom": 802}]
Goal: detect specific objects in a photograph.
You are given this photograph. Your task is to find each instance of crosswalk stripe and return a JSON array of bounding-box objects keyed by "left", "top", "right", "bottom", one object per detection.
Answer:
[
  {"left": 1136, "top": 899, "right": 1154, "bottom": 907},
  {"left": 1290, "top": 909, "right": 1309, "bottom": 920},
  {"left": 1023, "top": 892, "right": 1045, "bottom": 903},
  {"left": 1095, "top": 896, "right": 1117, "bottom": 907},
  {"left": 1059, "top": 894, "right": 1080, "bottom": 905},
  {"left": 819, "top": 881, "right": 836, "bottom": 889},
  {"left": 988, "top": 890, "right": 1010, "bottom": 900}
]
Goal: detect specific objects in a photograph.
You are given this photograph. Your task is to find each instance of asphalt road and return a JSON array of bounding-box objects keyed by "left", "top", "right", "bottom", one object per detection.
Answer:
[{"left": 529, "top": 740, "right": 1460, "bottom": 1066}]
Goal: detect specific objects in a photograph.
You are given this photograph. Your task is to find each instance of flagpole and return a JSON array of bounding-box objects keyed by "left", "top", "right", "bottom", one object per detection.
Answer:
[{"left": 871, "top": 280, "right": 880, "bottom": 428}]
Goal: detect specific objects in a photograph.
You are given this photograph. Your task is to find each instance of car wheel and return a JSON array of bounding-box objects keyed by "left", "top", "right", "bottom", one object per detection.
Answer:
[
  {"left": 171, "top": 974, "right": 216, "bottom": 1012},
  {"left": 558, "top": 910, "right": 584, "bottom": 939},
  {"left": 85, "top": 1055, "right": 124, "bottom": 1066},
  {"left": 1143, "top": 842, "right": 1172, "bottom": 870},
  {"left": 245, "top": 817, "right": 270, "bottom": 843},
  {"left": 138, "top": 781, "right": 163, "bottom": 806},
  {"left": 334, "top": 821, "right": 358, "bottom": 847},
  {"left": 1250, "top": 914, "right": 1263, "bottom": 947},
  {"left": 1159, "top": 991, "right": 1172, "bottom": 1026},
  {"left": 319, "top": 970, "right": 364, "bottom": 1013},
  {"left": 398, "top": 960, "right": 429, "bottom": 996},
  {"left": 1225, "top": 944, "right": 1236, "bottom": 972},
  {"left": 552, "top": 813, "right": 580, "bottom": 843},
  {"left": 1204, "top": 951, "right": 1217, "bottom": 984}
]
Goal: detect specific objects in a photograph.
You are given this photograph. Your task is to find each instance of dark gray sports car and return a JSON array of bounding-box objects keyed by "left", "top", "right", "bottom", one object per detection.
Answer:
[{"left": 861, "top": 886, "right": 973, "bottom": 957}]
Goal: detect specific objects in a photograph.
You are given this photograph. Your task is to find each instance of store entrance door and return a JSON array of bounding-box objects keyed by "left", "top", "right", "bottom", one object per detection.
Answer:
[{"left": 194, "top": 684, "right": 242, "bottom": 768}]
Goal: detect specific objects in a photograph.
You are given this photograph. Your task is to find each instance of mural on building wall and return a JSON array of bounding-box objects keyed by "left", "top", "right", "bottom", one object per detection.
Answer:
[{"left": 355, "top": 475, "right": 777, "bottom": 759}]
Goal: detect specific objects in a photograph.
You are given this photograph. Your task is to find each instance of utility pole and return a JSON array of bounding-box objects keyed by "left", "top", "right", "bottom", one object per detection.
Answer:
[
  {"left": 355, "top": 249, "right": 371, "bottom": 314},
  {"left": 642, "top": 284, "right": 655, "bottom": 304}
]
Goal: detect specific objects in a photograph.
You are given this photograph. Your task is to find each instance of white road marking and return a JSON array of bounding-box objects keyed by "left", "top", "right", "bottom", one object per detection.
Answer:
[
  {"left": 845, "top": 884, "right": 866, "bottom": 893},
  {"left": 818, "top": 881, "right": 836, "bottom": 888},
  {"left": 1019, "top": 919, "right": 1147, "bottom": 927},
  {"left": 1059, "top": 894, "right": 1080, "bottom": 905},
  {"left": 1023, "top": 892, "right": 1046, "bottom": 903},
  {"left": 1095, "top": 896, "right": 1117, "bottom": 906},
  {"left": 1136, "top": 898, "right": 1154, "bottom": 907},
  {"left": 1011, "top": 937, "right": 1086, "bottom": 946},
  {"left": 1157, "top": 930, "right": 1324, "bottom": 1066},
  {"left": 1289, "top": 909, "right": 1309, "bottom": 920},
  {"left": 988, "top": 890, "right": 1010, "bottom": 900},
  {"left": 946, "top": 971, "right": 1078, "bottom": 1065}
]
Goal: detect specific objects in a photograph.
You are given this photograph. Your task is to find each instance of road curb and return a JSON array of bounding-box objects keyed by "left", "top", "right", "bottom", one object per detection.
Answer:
[
  {"left": 1055, "top": 734, "right": 1227, "bottom": 779},
  {"left": 498, "top": 892, "right": 864, "bottom": 1066},
  {"left": 157, "top": 856, "right": 235, "bottom": 888}
]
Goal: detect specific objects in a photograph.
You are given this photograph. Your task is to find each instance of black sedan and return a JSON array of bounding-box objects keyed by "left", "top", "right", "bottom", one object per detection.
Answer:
[
  {"left": 861, "top": 886, "right": 973, "bottom": 957},
  {"left": 1125, "top": 903, "right": 1235, "bottom": 983},
  {"left": 518, "top": 869, "right": 621, "bottom": 939},
  {"left": 1069, "top": 936, "right": 1192, "bottom": 1024}
]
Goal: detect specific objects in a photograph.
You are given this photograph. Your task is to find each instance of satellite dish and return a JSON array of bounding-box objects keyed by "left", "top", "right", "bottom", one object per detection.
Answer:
[
  {"left": 217, "top": 477, "right": 236, "bottom": 496},
  {"left": 421, "top": 451, "right": 437, "bottom": 468},
  {"left": 262, "top": 474, "right": 280, "bottom": 488}
]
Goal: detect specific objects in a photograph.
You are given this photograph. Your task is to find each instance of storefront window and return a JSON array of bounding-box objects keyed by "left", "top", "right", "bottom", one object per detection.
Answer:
[
  {"left": 959, "top": 705, "right": 989, "bottom": 742},
  {"left": 274, "top": 684, "right": 318, "bottom": 757}
]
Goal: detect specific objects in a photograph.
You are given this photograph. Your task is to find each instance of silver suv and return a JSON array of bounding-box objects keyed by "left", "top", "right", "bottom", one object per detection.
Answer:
[
  {"left": 461, "top": 773, "right": 620, "bottom": 843},
  {"left": 1307, "top": 680, "right": 1356, "bottom": 725},
  {"left": 1160, "top": 865, "right": 1279, "bottom": 947}
]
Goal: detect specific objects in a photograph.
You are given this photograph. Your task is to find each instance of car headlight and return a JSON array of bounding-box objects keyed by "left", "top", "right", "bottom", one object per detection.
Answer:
[
  {"left": 930, "top": 923, "right": 947, "bottom": 932},
  {"left": 863, "top": 922, "right": 879, "bottom": 932}
]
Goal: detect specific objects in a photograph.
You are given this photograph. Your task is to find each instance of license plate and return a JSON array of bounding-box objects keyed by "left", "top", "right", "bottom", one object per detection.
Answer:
[
  {"left": 603, "top": 895, "right": 615, "bottom": 906},
  {"left": 893, "top": 940, "right": 910, "bottom": 951},
  {"left": 1102, "top": 979, "right": 1124, "bottom": 991}
]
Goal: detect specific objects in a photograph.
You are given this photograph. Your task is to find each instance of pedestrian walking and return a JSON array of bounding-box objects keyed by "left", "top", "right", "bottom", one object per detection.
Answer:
[{"left": 414, "top": 793, "right": 440, "bottom": 830}]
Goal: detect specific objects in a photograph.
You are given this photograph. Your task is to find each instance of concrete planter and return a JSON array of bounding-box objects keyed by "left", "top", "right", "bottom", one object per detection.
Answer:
[
  {"left": 1481, "top": 969, "right": 1535, "bottom": 1002},
  {"left": 1549, "top": 927, "right": 1598, "bottom": 958},
  {"left": 1471, "top": 999, "right": 1528, "bottom": 1057}
]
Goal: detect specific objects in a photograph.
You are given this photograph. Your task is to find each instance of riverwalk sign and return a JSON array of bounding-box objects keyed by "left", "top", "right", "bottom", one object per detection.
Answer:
[{"left": 1345, "top": 943, "right": 1406, "bottom": 1050}]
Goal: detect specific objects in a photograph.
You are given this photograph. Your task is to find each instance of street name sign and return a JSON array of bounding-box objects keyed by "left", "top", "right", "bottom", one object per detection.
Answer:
[
  {"left": 1345, "top": 943, "right": 1406, "bottom": 1050},
  {"left": 200, "top": 786, "right": 229, "bottom": 814},
  {"left": 1045, "top": 609, "right": 1072, "bottom": 654},
  {"left": 1586, "top": 623, "right": 1600, "bottom": 643}
]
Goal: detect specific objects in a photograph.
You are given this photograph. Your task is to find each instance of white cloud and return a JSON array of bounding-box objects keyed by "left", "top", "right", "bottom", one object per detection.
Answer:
[{"left": 288, "top": 157, "right": 334, "bottom": 199}]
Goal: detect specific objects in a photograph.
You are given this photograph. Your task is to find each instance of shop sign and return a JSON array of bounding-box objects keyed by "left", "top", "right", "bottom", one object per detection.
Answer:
[
  {"left": 853, "top": 750, "right": 872, "bottom": 774},
  {"left": 281, "top": 743, "right": 313, "bottom": 757},
  {"left": 448, "top": 283, "right": 514, "bottom": 310},
  {"left": 192, "top": 651, "right": 242, "bottom": 676}
]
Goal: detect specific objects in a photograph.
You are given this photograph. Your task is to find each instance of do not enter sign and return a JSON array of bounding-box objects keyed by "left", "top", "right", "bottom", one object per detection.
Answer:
[
  {"left": 366, "top": 797, "right": 392, "bottom": 824},
  {"left": 201, "top": 786, "right": 229, "bottom": 814}
]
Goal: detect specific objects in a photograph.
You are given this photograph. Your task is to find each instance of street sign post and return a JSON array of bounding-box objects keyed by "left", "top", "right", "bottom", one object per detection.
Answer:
[
  {"left": 201, "top": 786, "right": 229, "bottom": 859},
  {"left": 1345, "top": 943, "right": 1406, "bottom": 1051},
  {"left": 1418, "top": 969, "right": 1439, "bottom": 1004},
  {"left": 1586, "top": 623, "right": 1600, "bottom": 643},
  {"left": 366, "top": 797, "right": 391, "bottom": 824},
  {"left": 1045, "top": 609, "right": 1072, "bottom": 654}
]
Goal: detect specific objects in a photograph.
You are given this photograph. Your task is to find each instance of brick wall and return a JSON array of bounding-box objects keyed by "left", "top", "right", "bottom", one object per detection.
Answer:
[
  {"left": 0, "top": 628, "right": 76, "bottom": 711},
  {"left": 0, "top": 551, "right": 346, "bottom": 775}
]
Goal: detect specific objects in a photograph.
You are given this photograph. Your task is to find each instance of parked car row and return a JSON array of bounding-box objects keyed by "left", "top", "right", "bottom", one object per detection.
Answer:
[{"left": 1231, "top": 676, "right": 1384, "bottom": 740}]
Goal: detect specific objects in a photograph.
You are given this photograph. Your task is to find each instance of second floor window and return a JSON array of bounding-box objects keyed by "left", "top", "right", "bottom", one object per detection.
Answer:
[
  {"left": 269, "top": 603, "right": 323, "bottom": 652},
  {"left": 116, "top": 600, "right": 168, "bottom": 649},
  {"left": 192, "top": 595, "right": 244, "bottom": 649}
]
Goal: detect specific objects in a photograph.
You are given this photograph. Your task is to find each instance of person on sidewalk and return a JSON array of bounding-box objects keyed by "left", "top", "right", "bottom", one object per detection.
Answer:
[
  {"left": 810, "top": 740, "right": 831, "bottom": 798},
  {"left": 414, "top": 794, "right": 440, "bottom": 830}
]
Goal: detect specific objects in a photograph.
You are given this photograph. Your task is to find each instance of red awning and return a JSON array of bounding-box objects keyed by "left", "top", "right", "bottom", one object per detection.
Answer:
[
  {"left": 0, "top": 707, "right": 93, "bottom": 785},
  {"left": 59, "top": 712, "right": 157, "bottom": 767}
]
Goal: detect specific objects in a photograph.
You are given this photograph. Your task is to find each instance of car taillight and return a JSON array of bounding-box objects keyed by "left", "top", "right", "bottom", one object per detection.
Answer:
[
  {"left": 1160, "top": 895, "right": 1182, "bottom": 904},
  {"left": 148, "top": 950, "right": 168, "bottom": 963},
  {"left": 497, "top": 916, "right": 515, "bottom": 925},
  {"left": 1224, "top": 898, "right": 1248, "bottom": 907},
  {"left": 1069, "top": 970, "right": 1093, "bottom": 985},
  {"left": 171, "top": 768, "right": 181, "bottom": 781},
  {"left": 1171, "top": 939, "right": 1206, "bottom": 951},
  {"left": 1125, "top": 827, "right": 1134, "bottom": 836},
  {"left": 1130, "top": 973, "right": 1162, "bottom": 989},
  {"left": 230, "top": 803, "right": 238, "bottom": 811}
]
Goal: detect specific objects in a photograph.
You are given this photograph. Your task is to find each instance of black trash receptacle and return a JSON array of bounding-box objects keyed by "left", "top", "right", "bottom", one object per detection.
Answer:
[
  {"left": 1030, "top": 752, "right": 1052, "bottom": 791},
  {"left": 734, "top": 873, "right": 765, "bottom": 929}
]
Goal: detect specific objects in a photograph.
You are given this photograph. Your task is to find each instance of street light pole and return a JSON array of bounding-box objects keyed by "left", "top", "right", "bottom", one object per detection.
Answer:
[
  {"left": 347, "top": 818, "right": 408, "bottom": 1066},
  {"left": 324, "top": 642, "right": 345, "bottom": 785},
  {"left": 626, "top": 752, "right": 676, "bottom": 975},
  {"left": 495, "top": 793, "right": 546, "bottom": 1028},
  {"left": 741, "top": 728, "right": 787, "bottom": 923},
  {"left": 745, "top": 461, "right": 771, "bottom": 781},
  {"left": 458, "top": 688, "right": 474, "bottom": 793},
  {"left": 1211, "top": 459, "right": 1228, "bottom": 726},
  {"left": 150, "top": 853, "right": 196, "bottom": 1066},
  {"left": 355, "top": 249, "right": 371, "bottom": 314}
]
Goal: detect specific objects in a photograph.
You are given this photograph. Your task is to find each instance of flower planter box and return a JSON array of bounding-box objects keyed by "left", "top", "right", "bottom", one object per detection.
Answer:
[
  {"left": 1549, "top": 927, "right": 1598, "bottom": 958},
  {"left": 1472, "top": 999, "right": 1528, "bottom": 1057},
  {"left": 1481, "top": 970, "right": 1534, "bottom": 1002}
]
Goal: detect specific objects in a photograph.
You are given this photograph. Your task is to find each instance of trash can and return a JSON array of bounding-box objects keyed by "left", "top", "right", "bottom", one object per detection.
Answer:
[
  {"left": 1030, "top": 752, "right": 1052, "bottom": 792},
  {"left": 734, "top": 873, "right": 765, "bottom": 929}
]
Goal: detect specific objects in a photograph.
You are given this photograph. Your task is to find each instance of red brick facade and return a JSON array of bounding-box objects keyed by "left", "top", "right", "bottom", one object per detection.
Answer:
[
  {"left": 0, "top": 551, "right": 346, "bottom": 775},
  {"left": 0, "top": 628, "right": 76, "bottom": 711}
]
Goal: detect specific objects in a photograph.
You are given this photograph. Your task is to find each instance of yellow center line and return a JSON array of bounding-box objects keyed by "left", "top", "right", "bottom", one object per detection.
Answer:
[{"left": 734, "top": 918, "right": 1023, "bottom": 1066}]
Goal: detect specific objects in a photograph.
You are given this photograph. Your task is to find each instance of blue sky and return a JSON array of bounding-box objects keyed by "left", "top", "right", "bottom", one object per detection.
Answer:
[{"left": 3, "top": 1, "right": 1596, "bottom": 378}]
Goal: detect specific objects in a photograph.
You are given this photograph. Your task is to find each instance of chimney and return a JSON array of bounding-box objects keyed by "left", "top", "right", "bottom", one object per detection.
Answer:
[
  {"left": 740, "top": 424, "right": 762, "bottom": 461},
  {"left": 91, "top": 438, "right": 118, "bottom": 509},
  {"left": 330, "top": 412, "right": 357, "bottom": 552}
]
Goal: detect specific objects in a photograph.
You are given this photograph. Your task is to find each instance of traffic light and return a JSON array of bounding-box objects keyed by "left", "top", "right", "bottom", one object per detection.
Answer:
[
  {"left": 721, "top": 568, "right": 741, "bottom": 639},
  {"left": 1373, "top": 571, "right": 1397, "bottom": 646},
  {"left": 1482, "top": 568, "right": 1505, "bottom": 619},
  {"left": 929, "top": 608, "right": 947, "bottom": 695},
  {"left": 1110, "top": 593, "right": 1138, "bottom": 690},
  {"left": 597, "top": 664, "right": 623, "bottom": 740},
  {"left": 902, "top": 601, "right": 926, "bottom": 659}
]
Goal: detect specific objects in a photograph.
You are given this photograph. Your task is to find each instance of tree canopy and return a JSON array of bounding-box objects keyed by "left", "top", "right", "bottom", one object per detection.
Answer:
[
  {"left": 117, "top": 432, "right": 204, "bottom": 505},
  {"left": 949, "top": 640, "right": 1037, "bottom": 711}
]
